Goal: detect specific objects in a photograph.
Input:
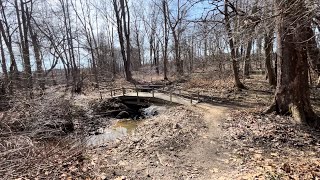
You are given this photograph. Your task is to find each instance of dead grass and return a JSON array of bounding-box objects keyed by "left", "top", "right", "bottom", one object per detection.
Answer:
[{"left": 0, "top": 91, "right": 90, "bottom": 179}]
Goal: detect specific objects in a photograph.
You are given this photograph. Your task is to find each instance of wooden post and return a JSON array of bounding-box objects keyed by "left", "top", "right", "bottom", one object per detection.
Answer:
[
  {"left": 197, "top": 91, "right": 200, "bottom": 102},
  {"left": 111, "top": 90, "right": 113, "bottom": 97},
  {"left": 190, "top": 97, "right": 193, "bottom": 104},
  {"left": 99, "top": 91, "right": 103, "bottom": 100},
  {"left": 136, "top": 88, "right": 140, "bottom": 103},
  {"left": 122, "top": 87, "right": 125, "bottom": 96},
  {"left": 170, "top": 91, "right": 172, "bottom": 103},
  {"left": 152, "top": 88, "right": 155, "bottom": 97}
]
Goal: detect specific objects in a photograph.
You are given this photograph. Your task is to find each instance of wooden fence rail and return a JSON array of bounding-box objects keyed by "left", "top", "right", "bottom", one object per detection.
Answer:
[{"left": 99, "top": 86, "right": 201, "bottom": 105}]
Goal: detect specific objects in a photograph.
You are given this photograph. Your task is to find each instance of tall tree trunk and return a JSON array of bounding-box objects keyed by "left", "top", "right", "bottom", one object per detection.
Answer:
[
  {"left": 113, "top": 0, "right": 133, "bottom": 82},
  {"left": 0, "top": 36, "right": 8, "bottom": 90},
  {"left": 162, "top": 0, "right": 168, "bottom": 80},
  {"left": 121, "top": 0, "right": 132, "bottom": 81},
  {"left": 243, "top": 40, "right": 253, "bottom": 78},
  {"left": 224, "top": 0, "right": 245, "bottom": 89},
  {"left": 149, "top": 35, "right": 154, "bottom": 67},
  {"left": 257, "top": 36, "right": 263, "bottom": 69},
  {"left": 264, "top": 31, "right": 276, "bottom": 86},
  {"left": 305, "top": 25, "right": 320, "bottom": 87},
  {"left": 173, "top": 33, "right": 183, "bottom": 76},
  {"left": 190, "top": 36, "right": 194, "bottom": 73},
  {"left": 167, "top": 0, "right": 183, "bottom": 77},
  {"left": 110, "top": 29, "right": 116, "bottom": 79},
  {"left": 15, "top": 0, "right": 32, "bottom": 96},
  {"left": 28, "top": 11, "right": 45, "bottom": 91},
  {"left": 0, "top": 1, "right": 19, "bottom": 92},
  {"left": 30, "top": 31, "right": 45, "bottom": 91},
  {"left": 135, "top": 27, "right": 142, "bottom": 69},
  {"left": 154, "top": 41, "right": 160, "bottom": 75},
  {"left": 266, "top": 0, "right": 319, "bottom": 126},
  {"left": 61, "top": 0, "right": 81, "bottom": 93}
]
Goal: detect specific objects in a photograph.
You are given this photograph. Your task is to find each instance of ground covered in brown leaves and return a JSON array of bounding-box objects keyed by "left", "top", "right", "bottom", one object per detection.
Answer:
[
  {"left": 221, "top": 110, "right": 320, "bottom": 179},
  {"left": 1, "top": 73, "right": 320, "bottom": 179},
  {"left": 83, "top": 106, "right": 208, "bottom": 179}
]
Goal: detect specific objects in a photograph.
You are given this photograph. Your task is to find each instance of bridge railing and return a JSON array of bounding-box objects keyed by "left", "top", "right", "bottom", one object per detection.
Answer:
[{"left": 99, "top": 85, "right": 201, "bottom": 104}]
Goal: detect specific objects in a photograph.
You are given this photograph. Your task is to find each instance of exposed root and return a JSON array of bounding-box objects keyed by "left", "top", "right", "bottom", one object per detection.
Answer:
[
  {"left": 289, "top": 104, "right": 305, "bottom": 124},
  {"left": 316, "top": 76, "right": 320, "bottom": 88},
  {"left": 263, "top": 102, "right": 277, "bottom": 114},
  {"left": 236, "top": 82, "right": 247, "bottom": 90}
]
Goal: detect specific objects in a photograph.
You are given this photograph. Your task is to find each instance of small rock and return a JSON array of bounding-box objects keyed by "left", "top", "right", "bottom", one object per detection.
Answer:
[
  {"left": 132, "top": 138, "right": 141, "bottom": 143},
  {"left": 100, "top": 173, "right": 107, "bottom": 180},
  {"left": 116, "top": 111, "right": 130, "bottom": 119},
  {"left": 175, "top": 123, "right": 182, "bottom": 129},
  {"left": 282, "top": 163, "right": 291, "bottom": 173}
]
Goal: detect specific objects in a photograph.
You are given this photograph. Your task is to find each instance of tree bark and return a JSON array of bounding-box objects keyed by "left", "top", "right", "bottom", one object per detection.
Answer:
[
  {"left": 15, "top": 0, "right": 33, "bottom": 96},
  {"left": 243, "top": 40, "right": 252, "bottom": 78},
  {"left": 304, "top": 25, "right": 320, "bottom": 87},
  {"left": 113, "top": 0, "right": 133, "bottom": 82},
  {"left": 224, "top": 0, "right": 245, "bottom": 89},
  {"left": 167, "top": 0, "right": 184, "bottom": 77},
  {"left": 264, "top": 31, "right": 276, "bottom": 87},
  {"left": 162, "top": 0, "right": 168, "bottom": 80},
  {"left": 267, "top": 0, "right": 319, "bottom": 126},
  {"left": 0, "top": 35, "right": 8, "bottom": 94},
  {"left": 28, "top": 10, "right": 45, "bottom": 91},
  {"left": 154, "top": 41, "right": 160, "bottom": 75}
]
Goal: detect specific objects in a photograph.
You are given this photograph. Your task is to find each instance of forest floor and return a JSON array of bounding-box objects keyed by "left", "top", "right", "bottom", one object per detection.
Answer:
[{"left": 1, "top": 71, "right": 320, "bottom": 179}]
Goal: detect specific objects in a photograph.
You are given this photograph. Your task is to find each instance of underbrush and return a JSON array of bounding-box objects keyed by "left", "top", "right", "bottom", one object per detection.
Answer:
[
  {"left": 183, "top": 70, "right": 235, "bottom": 91},
  {"left": 0, "top": 96, "right": 89, "bottom": 179}
]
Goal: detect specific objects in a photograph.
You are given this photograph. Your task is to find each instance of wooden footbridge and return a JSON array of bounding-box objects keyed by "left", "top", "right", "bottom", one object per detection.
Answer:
[{"left": 98, "top": 84, "right": 201, "bottom": 106}]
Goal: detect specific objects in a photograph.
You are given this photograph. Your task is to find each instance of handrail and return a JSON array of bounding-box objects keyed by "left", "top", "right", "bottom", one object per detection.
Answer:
[{"left": 100, "top": 85, "right": 201, "bottom": 105}]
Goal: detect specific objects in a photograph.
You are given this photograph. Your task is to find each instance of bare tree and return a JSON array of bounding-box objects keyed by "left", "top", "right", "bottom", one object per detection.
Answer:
[
  {"left": 264, "top": 29, "right": 276, "bottom": 86},
  {"left": 15, "top": 0, "right": 33, "bottom": 96},
  {"left": 162, "top": 0, "right": 169, "bottom": 80},
  {"left": 113, "top": 0, "right": 133, "bottom": 81},
  {"left": 27, "top": 0, "right": 45, "bottom": 91},
  {"left": 0, "top": 35, "right": 8, "bottom": 92},
  {"left": 60, "top": 0, "right": 83, "bottom": 93},
  {"left": 166, "top": 0, "right": 191, "bottom": 77},
  {"left": 224, "top": 0, "right": 245, "bottom": 89}
]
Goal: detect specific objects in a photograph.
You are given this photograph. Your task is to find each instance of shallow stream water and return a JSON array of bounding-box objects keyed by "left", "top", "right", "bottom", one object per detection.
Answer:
[{"left": 86, "top": 105, "right": 166, "bottom": 147}]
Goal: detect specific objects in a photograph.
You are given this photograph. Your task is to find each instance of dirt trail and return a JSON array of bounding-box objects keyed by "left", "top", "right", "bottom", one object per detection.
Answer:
[
  {"left": 80, "top": 96, "right": 238, "bottom": 179},
  {"left": 185, "top": 103, "right": 234, "bottom": 179},
  {"left": 196, "top": 103, "right": 228, "bottom": 136}
]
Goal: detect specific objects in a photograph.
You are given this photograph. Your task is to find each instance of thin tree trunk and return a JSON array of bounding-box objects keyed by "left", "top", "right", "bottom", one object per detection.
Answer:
[
  {"left": 264, "top": 31, "right": 276, "bottom": 86},
  {"left": 154, "top": 41, "right": 160, "bottom": 75},
  {"left": 224, "top": 0, "right": 245, "bottom": 89},
  {"left": 0, "top": 2, "right": 19, "bottom": 89},
  {"left": 162, "top": 0, "right": 168, "bottom": 80},
  {"left": 121, "top": 0, "right": 133, "bottom": 81},
  {"left": 243, "top": 40, "right": 252, "bottom": 77},
  {"left": 0, "top": 35, "right": 8, "bottom": 93},
  {"left": 113, "top": 0, "right": 133, "bottom": 82},
  {"left": 28, "top": 13, "right": 45, "bottom": 91},
  {"left": 305, "top": 25, "right": 320, "bottom": 87},
  {"left": 15, "top": 0, "right": 32, "bottom": 96}
]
